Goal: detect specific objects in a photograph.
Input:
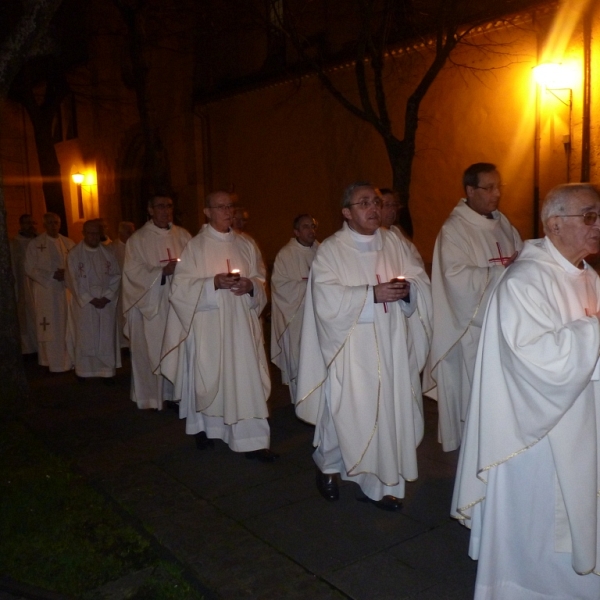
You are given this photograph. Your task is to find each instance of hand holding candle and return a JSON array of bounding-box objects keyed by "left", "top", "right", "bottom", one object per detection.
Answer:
[{"left": 374, "top": 275, "right": 410, "bottom": 305}]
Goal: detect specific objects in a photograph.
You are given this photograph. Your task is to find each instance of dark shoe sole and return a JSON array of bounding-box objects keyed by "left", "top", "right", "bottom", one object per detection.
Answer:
[
  {"left": 316, "top": 470, "right": 339, "bottom": 501},
  {"left": 356, "top": 494, "right": 403, "bottom": 511}
]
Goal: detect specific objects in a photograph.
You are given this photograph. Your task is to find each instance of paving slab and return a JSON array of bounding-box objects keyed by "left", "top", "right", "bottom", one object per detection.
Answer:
[{"left": 19, "top": 359, "right": 477, "bottom": 599}]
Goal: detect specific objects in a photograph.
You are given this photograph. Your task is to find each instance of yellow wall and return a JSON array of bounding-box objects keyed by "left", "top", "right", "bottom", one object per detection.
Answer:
[{"left": 204, "top": 5, "right": 598, "bottom": 267}]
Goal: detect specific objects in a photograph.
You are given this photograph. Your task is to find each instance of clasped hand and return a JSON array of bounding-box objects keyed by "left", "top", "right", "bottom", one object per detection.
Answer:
[
  {"left": 90, "top": 297, "right": 110, "bottom": 309},
  {"left": 214, "top": 272, "right": 253, "bottom": 296},
  {"left": 374, "top": 280, "right": 410, "bottom": 303}
]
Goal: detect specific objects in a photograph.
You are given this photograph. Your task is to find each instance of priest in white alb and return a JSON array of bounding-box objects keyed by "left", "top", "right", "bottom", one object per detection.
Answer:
[
  {"left": 296, "top": 182, "right": 432, "bottom": 509},
  {"left": 122, "top": 195, "right": 191, "bottom": 409},
  {"left": 423, "top": 163, "right": 522, "bottom": 451},
  {"left": 110, "top": 221, "right": 135, "bottom": 349},
  {"left": 10, "top": 213, "right": 38, "bottom": 355},
  {"left": 452, "top": 183, "right": 600, "bottom": 599},
  {"left": 66, "top": 220, "right": 121, "bottom": 381},
  {"left": 25, "top": 213, "right": 75, "bottom": 372},
  {"left": 160, "top": 191, "right": 277, "bottom": 461},
  {"left": 271, "top": 213, "right": 319, "bottom": 402}
]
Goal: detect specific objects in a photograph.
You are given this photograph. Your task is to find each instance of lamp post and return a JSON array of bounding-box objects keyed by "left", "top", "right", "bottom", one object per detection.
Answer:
[{"left": 532, "top": 63, "right": 573, "bottom": 237}]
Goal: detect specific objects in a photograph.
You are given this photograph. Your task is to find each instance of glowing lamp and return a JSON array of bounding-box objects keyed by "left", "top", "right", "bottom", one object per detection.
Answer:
[
  {"left": 533, "top": 63, "right": 570, "bottom": 89},
  {"left": 72, "top": 172, "right": 84, "bottom": 185}
]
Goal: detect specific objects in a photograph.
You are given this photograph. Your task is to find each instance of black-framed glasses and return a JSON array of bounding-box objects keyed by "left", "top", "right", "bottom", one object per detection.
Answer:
[
  {"left": 348, "top": 198, "right": 383, "bottom": 209},
  {"left": 560, "top": 212, "right": 600, "bottom": 226}
]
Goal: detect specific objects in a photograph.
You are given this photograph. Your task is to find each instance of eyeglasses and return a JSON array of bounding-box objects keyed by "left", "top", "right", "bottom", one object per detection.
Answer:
[
  {"left": 348, "top": 198, "right": 383, "bottom": 209},
  {"left": 474, "top": 184, "right": 504, "bottom": 193},
  {"left": 560, "top": 212, "right": 600, "bottom": 226},
  {"left": 209, "top": 204, "right": 235, "bottom": 212}
]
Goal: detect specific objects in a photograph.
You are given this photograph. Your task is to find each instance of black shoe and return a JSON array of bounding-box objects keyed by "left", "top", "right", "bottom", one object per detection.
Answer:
[
  {"left": 244, "top": 449, "right": 279, "bottom": 462},
  {"left": 316, "top": 469, "right": 339, "bottom": 501},
  {"left": 76, "top": 375, "right": 86, "bottom": 384},
  {"left": 194, "top": 431, "right": 214, "bottom": 450},
  {"left": 164, "top": 400, "right": 179, "bottom": 412},
  {"left": 103, "top": 377, "right": 116, "bottom": 386},
  {"left": 357, "top": 494, "right": 403, "bottom": 511}
]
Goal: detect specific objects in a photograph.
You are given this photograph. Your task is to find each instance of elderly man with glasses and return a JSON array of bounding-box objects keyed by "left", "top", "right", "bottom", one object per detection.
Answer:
[
  {"left": 296, "top": 181, "right": 432, "bottom": 510},
  {"left": 423, "top": 162, "right": 523, "bottom": 452},
  {"left": 122, "top": 193, "right": 191, "bottom": 410},
  {"left": 160, "top": 191, "right": 277, "bottom": 462},
  {"left": 452, "top": 183, "right": 600, "bottom": 599}
]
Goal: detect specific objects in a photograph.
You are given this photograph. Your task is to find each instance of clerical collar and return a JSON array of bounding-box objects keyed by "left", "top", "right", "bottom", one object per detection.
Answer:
[
  {"left": 208, "top": 224, "right": 233, "bottom": 240},
  {"left": 151, "top": 221, "right": 171, "bottom": 230},
  {"left": 347, "top": 225, "right": 377, "bottom": 241},
  {"left": 464, "top": 199, "right": 494, "bottom": 219},
  {"left": 545, "top": 236, "right": 587, "bottom": 274},
  {"left": 295, "top": 238, "right": 313, "bottom": 248},
  {"left": 84, "top": 245, "right": 100, "bottom": 252}
]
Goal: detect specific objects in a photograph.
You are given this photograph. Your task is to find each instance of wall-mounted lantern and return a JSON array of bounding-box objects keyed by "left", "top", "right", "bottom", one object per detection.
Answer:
[{"left": 72, "top": 172, "right": 85, "bottom": 218}]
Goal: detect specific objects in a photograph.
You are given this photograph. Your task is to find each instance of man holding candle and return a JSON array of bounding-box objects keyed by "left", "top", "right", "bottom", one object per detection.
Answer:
[
  {"left": 296, "top": 182, "right": 432, "bottom": 508},
  {"left": 423, "top": 163, "right": 522, "bottom": 451},
  {"left": 271, "top": 214, "right": 319, "bottom": 402},
  {"left": 452, "top": 183, "right": 600, "bottom": 598},
  {"left": 122, "top": 193, "right": 191, "bottom": 410},
  {"left": 160, "top": 191, "right": 276, "bottom": 461}
]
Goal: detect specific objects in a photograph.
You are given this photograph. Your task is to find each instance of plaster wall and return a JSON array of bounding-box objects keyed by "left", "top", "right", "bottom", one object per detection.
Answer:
[{"left": 205, "top": 6, "right": 596, "bottom": 267}]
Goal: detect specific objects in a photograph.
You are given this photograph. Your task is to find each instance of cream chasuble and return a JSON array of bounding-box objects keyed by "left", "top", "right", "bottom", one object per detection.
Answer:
[
  {"left": 296, "top": 223, "right": 432, "bottom": 499},
  {"left": 389, "top": 225, "right": 425, "bottom": 269},
  {"left": 160, "top": 225, "right": 271, "bottom": 451},
  {"left": 66, "top": 242, "right": 121, "bottom": 377},
  {"left": 122, "top": 221, "right": 191, "bottom": 409},
  {"left": 452, "top": 238, "right": 600, "bottom": 599},
  {"left": 25, "top": 232, "right": 75, "bottom": 372},
  {"left": 10, "top": 234, "right": 38, "bottom": 353},
  {"left": 110, "top": 238, "right": 128, "bottom": 348},
  {"left": 423, "top": 199, "right": 522, "bottom": 451},
  {"left": 270, "top": 238, "right": 319, "bottom": 401}
]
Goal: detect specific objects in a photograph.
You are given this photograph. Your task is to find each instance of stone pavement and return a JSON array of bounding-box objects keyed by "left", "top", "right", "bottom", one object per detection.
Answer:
[{"left": 20, "top": 356, "right": 476, "bottom": 600}]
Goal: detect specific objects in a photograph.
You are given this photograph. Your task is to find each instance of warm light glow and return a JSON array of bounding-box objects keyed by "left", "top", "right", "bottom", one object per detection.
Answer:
[
  {"left": 72, "top": 172, "right": 84, "bottom": 185},
  {"left": 533, "top": 63, "right": 570, "bottom": 89}
]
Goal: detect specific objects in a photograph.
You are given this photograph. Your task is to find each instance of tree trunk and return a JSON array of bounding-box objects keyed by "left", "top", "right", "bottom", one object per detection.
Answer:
[
  {"left": 0, "top": 159, "right": 28, "bottom": 407},
  {"left": 119, "top": 3, "right": 171, "bottom": 201},
  {"left": 387, "top": 138, "right": 414, "bottom": 238},
  {"left": 0, "top": 0, "right": 65, "bottom": 406},
  {"left": 25, "top": 101, "right": 69, "bottom": 234}
]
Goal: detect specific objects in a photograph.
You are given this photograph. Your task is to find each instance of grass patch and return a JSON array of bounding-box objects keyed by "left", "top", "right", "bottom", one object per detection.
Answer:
[{"left": 0, "top": 418, "right": 205, "bottom": 599}]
